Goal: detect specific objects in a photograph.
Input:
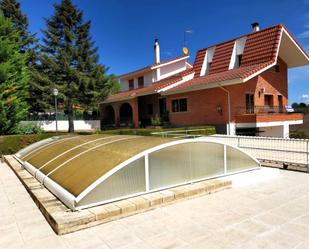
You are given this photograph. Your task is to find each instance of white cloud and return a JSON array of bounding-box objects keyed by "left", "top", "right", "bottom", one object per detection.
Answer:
[
  {"left": 298, "top": 30, "right": 309, "bottom": 38},
  {"left": 301, "top": 94, "right": 309, "bottom": 103}
]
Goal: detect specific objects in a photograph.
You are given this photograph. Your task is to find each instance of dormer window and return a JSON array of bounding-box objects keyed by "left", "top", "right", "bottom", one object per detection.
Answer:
[
  {"left": 128, "top": 79, "right": 134, "bottom": 90},
  {"left": 200, "top": 47, "right": 215, "bottom": 76},
  {"left": 236, "top": 54, "right": 243, "bottom": 68},
  {"left": 205, "top": 62, "right": 212, "bottom": 75},
  {"left": 229, "top": 37, "right": 246, "bottom": 70},
  {"left": 138, "top": 76, "right": 144, "bottom": 88}
]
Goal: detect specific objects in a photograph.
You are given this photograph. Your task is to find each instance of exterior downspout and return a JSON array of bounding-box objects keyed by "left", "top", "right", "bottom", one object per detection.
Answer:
[{"left": 218, "top": 84, "right": 231, "bottom": 135}]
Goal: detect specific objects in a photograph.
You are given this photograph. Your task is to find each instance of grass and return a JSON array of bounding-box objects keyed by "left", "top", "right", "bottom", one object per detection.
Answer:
[{"left": 0, "top": 126, "right": 216, "bottom": 155}]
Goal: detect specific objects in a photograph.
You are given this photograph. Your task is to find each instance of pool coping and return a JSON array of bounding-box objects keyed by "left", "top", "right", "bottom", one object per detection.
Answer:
[{"left": 4, "top": 155, "right": 232, "bottom": 235}]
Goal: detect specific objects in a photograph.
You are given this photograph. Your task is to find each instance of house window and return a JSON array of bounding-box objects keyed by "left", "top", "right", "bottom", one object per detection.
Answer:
[
  {"left": 245, "top": 93, "right": 254, "bottom": 114},
  {"left": 172, "top": 98, "right": 187, "bottom": 112},
  {"left": 147, "top": 104, "right": 153, "bottom": 115},
  {"left": 128, "top": 79, "right": 134, "bottom": 90},
  {"left": 138, "top": 76, "right": 144, "bottom": 88}
]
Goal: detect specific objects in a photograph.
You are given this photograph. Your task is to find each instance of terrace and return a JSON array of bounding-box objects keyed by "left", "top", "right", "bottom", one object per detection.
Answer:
[
  {"left": 235, "top": 106, "right": 304, "bottom": 123},
  {"left": 1, "top": 159, "right": 309, "bottom": 248}
]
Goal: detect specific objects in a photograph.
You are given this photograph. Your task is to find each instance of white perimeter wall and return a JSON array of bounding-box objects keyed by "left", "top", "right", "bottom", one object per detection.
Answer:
[{"left": 21, "top": 120, "right": 100, "bottom": 132}]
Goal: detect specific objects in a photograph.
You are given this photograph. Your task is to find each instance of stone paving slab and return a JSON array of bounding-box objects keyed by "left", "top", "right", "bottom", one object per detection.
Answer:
[
  {"left": 2, "top": 157, "right": 309, "bottom": 248},
  {"left": 4, "top": 155, "right": 231, "bottom": 235}
]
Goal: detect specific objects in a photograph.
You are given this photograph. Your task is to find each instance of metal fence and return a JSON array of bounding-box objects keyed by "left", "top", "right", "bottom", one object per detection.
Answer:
[
  {"left": 151, "top": 129, "right": 210, "bottom": 138},
  {"left": 151, "top": 130, "right": 309, "bottom": 170},
  {"left": 206, "top": 135, "right": 309, "bottom": 170}
]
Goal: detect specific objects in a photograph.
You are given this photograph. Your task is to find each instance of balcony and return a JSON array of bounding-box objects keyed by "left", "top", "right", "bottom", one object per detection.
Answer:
[{"left": 235, "top": 106, "right": 304, "bottom": 123}]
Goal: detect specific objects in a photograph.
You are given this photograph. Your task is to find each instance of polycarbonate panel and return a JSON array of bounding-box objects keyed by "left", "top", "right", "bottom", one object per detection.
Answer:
[
  {"left": 227, "top": 146, "right": 259, "bottom": 173},
  {"left": 149, "top": 142, "right": 226, "bottom": 190},
  {"left": 77, "top": 157, "right": 145, "bottom": 207},
  {"left": 189, "top": 142, "right": 225, "bottom": 179},
  {"left": 48, "top": 136, "right": 174, "bottom": 196},
  {"left": 24, "top": 135, "right": 103, "bottom": 167},
  {"left": 149, "top": 143, "right": 190, "bottom": 190},
  {"left": 40, "top": 136, "right": 120, "bottom": 174}
]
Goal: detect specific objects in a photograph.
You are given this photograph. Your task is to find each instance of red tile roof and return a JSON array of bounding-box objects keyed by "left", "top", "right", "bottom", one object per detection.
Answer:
[
  {"left": 165, "top": 62, "right": 273, "bottom": 93},
  {"left": 167, "top": 25, "right": 283, "bottom": 94},
  {"left": 104, "top": 69, "right": 194, "bottom": 102},
  {"left": 193, "top": 49, "right": 206, "bottom": 78},
  {"left": 241, "top": 25, "right": 281, "bottom": 66},
  {"left": 208, "top": 40, "right": 235, "bottom": 74}
]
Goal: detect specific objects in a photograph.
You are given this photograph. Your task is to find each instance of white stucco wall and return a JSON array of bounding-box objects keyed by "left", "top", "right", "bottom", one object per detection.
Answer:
[
  {"left": 21, "top": 120, "right": 100, "bottom": 132},
  {"left": 159, "top": 60, "right": 186, "bottom": 80},
  {"left": 119, "top": 71, "right": 154, "bottom": 91}
]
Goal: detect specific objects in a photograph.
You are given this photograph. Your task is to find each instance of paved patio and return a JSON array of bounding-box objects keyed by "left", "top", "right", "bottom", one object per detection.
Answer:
[{"left": 1, "top": 161, "right": 309, "bottom": 249}]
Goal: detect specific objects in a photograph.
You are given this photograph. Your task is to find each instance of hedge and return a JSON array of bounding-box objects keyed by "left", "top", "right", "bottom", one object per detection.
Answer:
[
  {"left": 97, "top": 126, "right": 216, "bottom": 136},
  {"left": 0, "top": 126, "right": 215, "bottom": 155},
  {"left": 0, "top": 133, "right": 62, "bottom": 155}
]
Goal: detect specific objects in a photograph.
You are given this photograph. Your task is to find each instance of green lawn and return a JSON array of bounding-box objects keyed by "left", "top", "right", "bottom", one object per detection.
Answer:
[{"left": 0, "top": 126, "right": 216, "bottom": 155}]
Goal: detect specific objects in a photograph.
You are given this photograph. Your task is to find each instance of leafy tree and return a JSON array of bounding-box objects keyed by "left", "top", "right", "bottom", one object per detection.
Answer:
[
  {"left": 291, "top": 102, "right": 309, "bottom": 113},
  {"left": 0, "top": 0, "right": 47, "bottom": 114},
  {"left": 39, "top": 0, "right": 118, "bottom": 132},
  {"left": 0, "top": 15, "right": 29, "bottom": 135}
]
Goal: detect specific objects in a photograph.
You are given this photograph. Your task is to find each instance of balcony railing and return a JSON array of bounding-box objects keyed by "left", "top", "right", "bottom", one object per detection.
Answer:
[{"left": 237, "top": 105, "right": 288, "bottom": 115}]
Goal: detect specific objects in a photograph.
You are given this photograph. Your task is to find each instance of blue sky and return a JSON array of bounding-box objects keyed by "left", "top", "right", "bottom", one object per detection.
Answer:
[{"left": 19, "top": 0, "right": 309, "bottom": 104}]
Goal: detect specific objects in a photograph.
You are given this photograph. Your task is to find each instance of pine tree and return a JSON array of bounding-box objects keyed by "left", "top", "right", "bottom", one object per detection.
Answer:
[
  {"left": 39, "top": 0, "right": 117, "bottom": 132},
  {"left": 0, "top": 0, "right": 48, "bottom": 114},
  {"left": 0, "top": 14, "right": 29, "bottom": 135}
]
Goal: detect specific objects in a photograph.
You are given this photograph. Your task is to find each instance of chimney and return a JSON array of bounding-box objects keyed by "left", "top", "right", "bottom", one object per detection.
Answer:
[
  {"left": 154, "top": 39, "right": 160, "bottom": 64},
  {"left": 251, "top": 22, "right": 260, "bottom": 32}
]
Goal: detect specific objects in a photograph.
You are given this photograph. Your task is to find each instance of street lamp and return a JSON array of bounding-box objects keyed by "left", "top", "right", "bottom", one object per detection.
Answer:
[{"left": 53, "top": 88, "right": 59, "bottom": 133}]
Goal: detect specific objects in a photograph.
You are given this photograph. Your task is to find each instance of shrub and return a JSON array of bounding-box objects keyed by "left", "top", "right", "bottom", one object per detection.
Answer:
[
  {"left": 16, "top": 122, "right": 43, "bottom": 134},
  {"left": 290, "top": 131, "right": 309, "bottom": 139},
  {"left": 0, "top": 133, "right": 59, "bottom": 155},
  {"left": 151, "top": 115, "right": 162, "bottom": 126}
]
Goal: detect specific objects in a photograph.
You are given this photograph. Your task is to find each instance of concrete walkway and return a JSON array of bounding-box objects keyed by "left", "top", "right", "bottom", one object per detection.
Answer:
[{"left": 1, "top": 161, "right": 309, "bottom": 249}]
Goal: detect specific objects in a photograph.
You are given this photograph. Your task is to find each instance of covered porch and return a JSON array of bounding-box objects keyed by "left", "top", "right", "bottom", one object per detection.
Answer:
[{"left": 100, "top": 94, "right": 166, "bottom": 128}]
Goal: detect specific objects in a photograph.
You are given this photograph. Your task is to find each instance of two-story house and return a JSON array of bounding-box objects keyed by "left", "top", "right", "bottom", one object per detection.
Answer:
[{"left": 101, "top": 23, "right": 309, "bottom": 137}]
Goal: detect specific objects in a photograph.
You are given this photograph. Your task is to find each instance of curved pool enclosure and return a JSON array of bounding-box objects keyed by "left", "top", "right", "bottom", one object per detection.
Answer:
[{"left": 15, "top": 134, "right": 260, "bottom": 210}]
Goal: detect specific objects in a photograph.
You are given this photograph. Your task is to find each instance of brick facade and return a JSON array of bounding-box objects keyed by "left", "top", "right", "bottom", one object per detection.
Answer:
[
  {"left": 101, "top": 58, "right": 297, "bottom": 129},
  {"left": 166, "top": 58, "right": 289, "bottom": 126}
]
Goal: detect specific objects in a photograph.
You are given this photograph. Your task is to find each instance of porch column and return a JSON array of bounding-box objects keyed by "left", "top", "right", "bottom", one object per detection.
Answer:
[
  {"left": 131, "top": 99, "right": 139, "bottom": 128},
  {"left": 114, "top": 104, "right": 120, "bottom": 127}
]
